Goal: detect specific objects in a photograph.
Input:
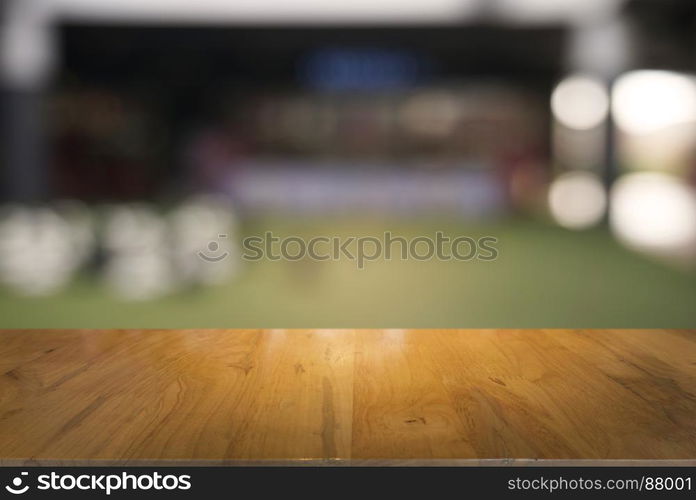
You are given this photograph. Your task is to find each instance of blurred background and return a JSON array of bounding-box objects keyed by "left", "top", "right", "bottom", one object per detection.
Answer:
[{"left": 0, "top": 0, "right": 695, "bottom": 328}]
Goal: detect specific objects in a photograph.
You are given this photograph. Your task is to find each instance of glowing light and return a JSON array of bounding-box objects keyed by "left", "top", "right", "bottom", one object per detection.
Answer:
[
  {"left": 0, "top": 206, "right": 81, "bottom": 295},
  {"left": 551, "top": 75, "right": 609, "bottom": 130},
  {"left": 610, "top": 173, "right": 696, "bottom": 255},
  {"left": 103, "top": 204, "right": 174, "bottom": 300},
  {"left": 56, "top": 0, "right": 478, "bottom": 24},
  {"left": 103, "top": 204, "right": 166, "bottom": 252},
  {"left": 548, "top": 171, "right": 606, "bottom": 230},
  {"left": 612, "top": 71, "right": 696, "bottom": 135},
  {"left": 399, "top": 91, "right": 461, "bottom": 138},
  {"left": 494, "top": 0, "right": 619, "bottom": 23},
  {"left": 170, "top": 195, "right": 238, "bottom": 286}
]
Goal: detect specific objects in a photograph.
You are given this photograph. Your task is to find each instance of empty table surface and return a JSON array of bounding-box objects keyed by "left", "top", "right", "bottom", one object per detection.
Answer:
[{"left": 0, "top": 329, "right": 694, "bottom": 465}]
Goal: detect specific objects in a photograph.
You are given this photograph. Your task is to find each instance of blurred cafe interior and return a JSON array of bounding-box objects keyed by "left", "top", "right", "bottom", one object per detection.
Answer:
[{"left": 0, "top": 0, "right": 695, "bottom": 328}]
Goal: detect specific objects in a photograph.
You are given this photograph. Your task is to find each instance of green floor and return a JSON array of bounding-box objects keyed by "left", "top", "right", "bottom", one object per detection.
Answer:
[{"left": 1, "top": 217, "right": 694, "bottom": 328}]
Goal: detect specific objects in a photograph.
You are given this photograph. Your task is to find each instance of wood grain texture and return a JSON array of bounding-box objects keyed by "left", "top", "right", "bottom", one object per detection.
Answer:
[{"left": 0, "top": 329, "right": 694, "bottom": 464}]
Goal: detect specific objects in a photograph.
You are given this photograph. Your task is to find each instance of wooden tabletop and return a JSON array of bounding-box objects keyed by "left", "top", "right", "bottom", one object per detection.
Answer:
[{"left": 0, "top": 329, "right": 695, "bottom": 466}]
